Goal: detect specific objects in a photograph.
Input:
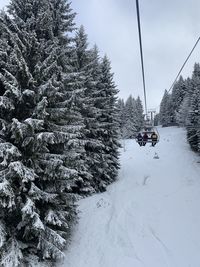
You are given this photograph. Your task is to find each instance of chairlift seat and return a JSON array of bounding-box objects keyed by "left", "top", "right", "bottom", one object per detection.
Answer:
[{"left": 136, "top": 127, "right": 160, "bottom": 144}]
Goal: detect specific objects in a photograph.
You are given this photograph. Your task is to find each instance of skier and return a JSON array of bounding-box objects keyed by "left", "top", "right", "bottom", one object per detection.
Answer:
[
  {"left": 136, "top": 133, "right": 143, "bottom": 146},
  {"left": 142, "top": 132, "right": 148, "bottom": 146},
  {"left": 151, "top": 132, "right": 158, "bottom": 147}
]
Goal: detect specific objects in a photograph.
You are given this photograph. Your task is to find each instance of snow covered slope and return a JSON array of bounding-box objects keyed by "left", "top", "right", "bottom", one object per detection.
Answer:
[{"left": 59, "top": 127, "right": 200, "bottom": 267}]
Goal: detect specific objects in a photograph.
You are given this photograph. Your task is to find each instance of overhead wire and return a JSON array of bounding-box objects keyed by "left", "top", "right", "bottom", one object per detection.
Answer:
[
  {"left": 155, "top": 36, "right": 200, "bottom": 111},
  {"left": 167, "top": 36, "right": 200, "bottom": 94},
  {"left": 135, "top": 0, "right": 148, "bottom": 118},
  {"left": 135, "top": 1, "right": 200, "bottom": 114}
]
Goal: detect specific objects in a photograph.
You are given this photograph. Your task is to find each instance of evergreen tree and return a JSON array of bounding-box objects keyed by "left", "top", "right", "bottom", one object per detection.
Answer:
[
  {"left": 72, "top": 27, "right": 101, "bottom": 193},
  {"left": 192, "top": 63, "right": 200, "bottom": 78},
  {"left": 67, "top": 25, "right": 95, "bottom": 195},
  {"left": 116, "top": 98, "right": 125, "bottom": 137},
  {"left": 171, "top": 76, "right": 187, "bottom": 123},
  {"left": 73, "top": 29, "right": 121, "bottom": 192},
  {"left": 186, "top": 64, "right": 200, "bottom": 151},
  {"left": 50, "top": 0, "right": 75, "bottom": 43},
  {"left": 116, "top": 96, "right": 144, "bottom": 138},
  {"left": 123, "top": 95, "right": 138, "bottom": 138},
  {"left": 97, "top": 55, "right": 120, "bottom": 187},
  {"left": 0, "top": 1, "right": 121, "bottom": 265},
  {"left": 154, "top": 113, "right": 160, "bottom": 126},
  {"left": 176, "top": 96, "right": 190, "bottom": 126},
  {"left": 78, "top": 45, "right": 107, "bottom": 192},
  {"left": 187, "top": 87, "right": 200, "bottom": 151},
  {"left": 176, "top": 78, "right": 192, "bottom": 126},
  {"left": 0, "top": 0, "right": 78, "bottom": 264},
  {"left": 158, "top": 63, "right": 200, "bottom": 152},
  {"left": 159, "top": 89, "right": 173, "bottom": 126},
  {"left": 135, "top": 96, "right": 144, "bottom": 131}
]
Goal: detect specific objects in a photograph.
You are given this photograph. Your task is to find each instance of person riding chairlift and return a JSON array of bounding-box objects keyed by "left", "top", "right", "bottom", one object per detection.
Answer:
[
  {"left": 142, "top": 132, "right": 148, "bottom": 146},
  {"left": 151, "top": 132, "right": 158, "bottom": 147},
  {"left": 136, "top": 133, "right": 143, "bottom": 146}
]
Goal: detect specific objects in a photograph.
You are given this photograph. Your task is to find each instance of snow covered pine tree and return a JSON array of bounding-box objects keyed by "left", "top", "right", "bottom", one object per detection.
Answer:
[
  {"left": 69, "top": 25, "right": 97, "bottom": 195},
  {"left": 0, "top": 0, "right": 120, "bottom": 265},
  {"left": 187, "top": 63, "right": 200, "bottom": 151},
  {"left": 82, "top": 46, "right": 109, "bottom": 192},
  {"left": 0, "top": 0, "right": 78, "bottom": 265},
  {"left": 72, "top": 38, "right": 108, "bottom": 192},
  {"left": 159, "top": 89, "right": 173, "bottom": 126},
  {"left": 135, "top": 96, "right": 144, "bottom": 131},
  {"left": 116, "top": 96, "right": 144, "bottom": 138},
  {"left": 97, "top": 55, "right": 120, "bottom": 189},
  {"left": 73, "top": 28, "right": 121, "bottom": 192},
  {"left": 123, "top": 95, "right": 138, "bottom": 138},
  {"left": 116, "top": 98, "right": 125, "bottom": 137},
  {"left": 171, "top": 76, "right": 187, "bottom": 123}
]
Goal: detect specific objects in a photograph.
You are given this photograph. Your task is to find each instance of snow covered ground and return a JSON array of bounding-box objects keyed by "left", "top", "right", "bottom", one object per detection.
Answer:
[{"left": 59, "top": 127, "right": 200, "bottom": 267}]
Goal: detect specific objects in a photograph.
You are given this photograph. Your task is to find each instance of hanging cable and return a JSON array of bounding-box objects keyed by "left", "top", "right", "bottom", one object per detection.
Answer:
[
  {"left": 168, "top": 36, "right": 200, "bottom": 93},
  {"left": 155, "top": 36, "right": 200, "bottom": 112},
  {"left": 135, "top": 0, "right": 148, "bottom": 118}
]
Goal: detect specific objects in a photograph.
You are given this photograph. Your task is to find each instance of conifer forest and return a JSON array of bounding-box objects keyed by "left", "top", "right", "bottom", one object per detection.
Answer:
[
  {"left": 0, "top": 0, "right": 124, "bottom": 265},
  {"left": 159, "top": 63, "right": 200, "bottom": 152},
  {"left": 1, "top": 1, "right": 200, "bottom": 267}
]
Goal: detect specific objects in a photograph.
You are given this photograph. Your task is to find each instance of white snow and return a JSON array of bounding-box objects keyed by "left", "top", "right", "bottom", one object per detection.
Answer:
[{"left": 59, "top": 127, "right": 200, "bottom": 267}]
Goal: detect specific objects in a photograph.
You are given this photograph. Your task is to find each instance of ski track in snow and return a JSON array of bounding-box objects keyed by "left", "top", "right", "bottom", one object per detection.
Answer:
[{"left": 59, "top": 127, "right": 200, "bottom": 267}]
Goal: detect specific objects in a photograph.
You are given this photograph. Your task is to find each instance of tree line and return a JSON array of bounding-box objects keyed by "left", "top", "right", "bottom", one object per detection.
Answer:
[
  {"left": 0, "top": 0, "right": 120, "bottom": 266},
  {"left": 117, "top": 95, "right": 144, "bottom": 139},
  {"left": 159, "top": 63, "right": 200, "bottom": 152}
]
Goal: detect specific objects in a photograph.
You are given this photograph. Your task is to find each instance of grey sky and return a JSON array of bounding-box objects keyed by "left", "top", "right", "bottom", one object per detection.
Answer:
[{"left": 1, "top": 0, "right": 200, "bottom": 110}]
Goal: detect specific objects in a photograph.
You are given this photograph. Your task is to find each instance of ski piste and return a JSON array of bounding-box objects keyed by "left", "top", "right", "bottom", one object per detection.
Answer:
[{"left": 60, "top": 127, "right": 200, "bottom": 267}]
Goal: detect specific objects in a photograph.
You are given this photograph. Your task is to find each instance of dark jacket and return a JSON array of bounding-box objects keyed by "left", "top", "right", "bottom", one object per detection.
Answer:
[
  {"left": 137, "top": 133, "right": 143, "bottom": 141},
  {"left": 143, "top": 133, "right": 148, "bottom": 141}
]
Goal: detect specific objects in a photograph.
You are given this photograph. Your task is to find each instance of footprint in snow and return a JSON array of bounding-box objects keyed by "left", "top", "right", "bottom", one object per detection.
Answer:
[
  {"left": 143, "top": 175, "right": 150, "bottom": 185},
  {"left": 96, "top": 198, "right": 110, "bottom": 208},
  {"left": 153, "top": 153, "right": 159, "bottom": 159}
]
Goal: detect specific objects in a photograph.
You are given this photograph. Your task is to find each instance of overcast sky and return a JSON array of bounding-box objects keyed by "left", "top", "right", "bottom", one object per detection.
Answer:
[{"left": 1, "top": 0, "right": 200, "bottom": 110}]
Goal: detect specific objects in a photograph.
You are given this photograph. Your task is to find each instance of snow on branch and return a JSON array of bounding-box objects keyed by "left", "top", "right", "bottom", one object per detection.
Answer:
[
  {"left": 0, "top": 143, "right": 21, "bottom": 167},
  {"left": 38, "top": 227, "right": 66, "bottom": 260},
  {"left": 0, "top": 179, "right": 15, "bottom": 209},
  {"left": 0, "top": 96, "right": 15, "bottom": 111},
  {"left": 28, "top": 183, "right": 58, "bottom": 203},
  {"left": 9, "top": 161, "right": 37, "bottom": 183},
  {"left": 0, "top": 220, "right": 6, "bottom": 249},
  {"left": 0, "top": 238, "right": 23, "bottom": 267},
  {"left": 45, "top": 209, "right": 63, "bottom": 227},
  {"left": 21, "top": 198, "right": 45, "bottom": 231},
  {"left": 37, "top": 131, "right": 68, "bottom": 144}
]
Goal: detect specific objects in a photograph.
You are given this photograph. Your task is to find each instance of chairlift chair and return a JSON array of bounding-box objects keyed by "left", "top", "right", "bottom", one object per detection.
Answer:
[
  {"left": 136, "top": 123, "right": 160, "bottom": 146},
  {"left": 141, "top": 126, "right": 160, "bottom": 143}
]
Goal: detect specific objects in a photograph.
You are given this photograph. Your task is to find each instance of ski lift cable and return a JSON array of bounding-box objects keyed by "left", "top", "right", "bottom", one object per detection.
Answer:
[
  {"left": 155, "top": 36, "right": 200, "bottom": 111},
  {"left": 135, "top": 0, "right": 148, "bottom": 118},
  {"left": 167, "top": 36, "right": 200, "bottom": 94}
]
